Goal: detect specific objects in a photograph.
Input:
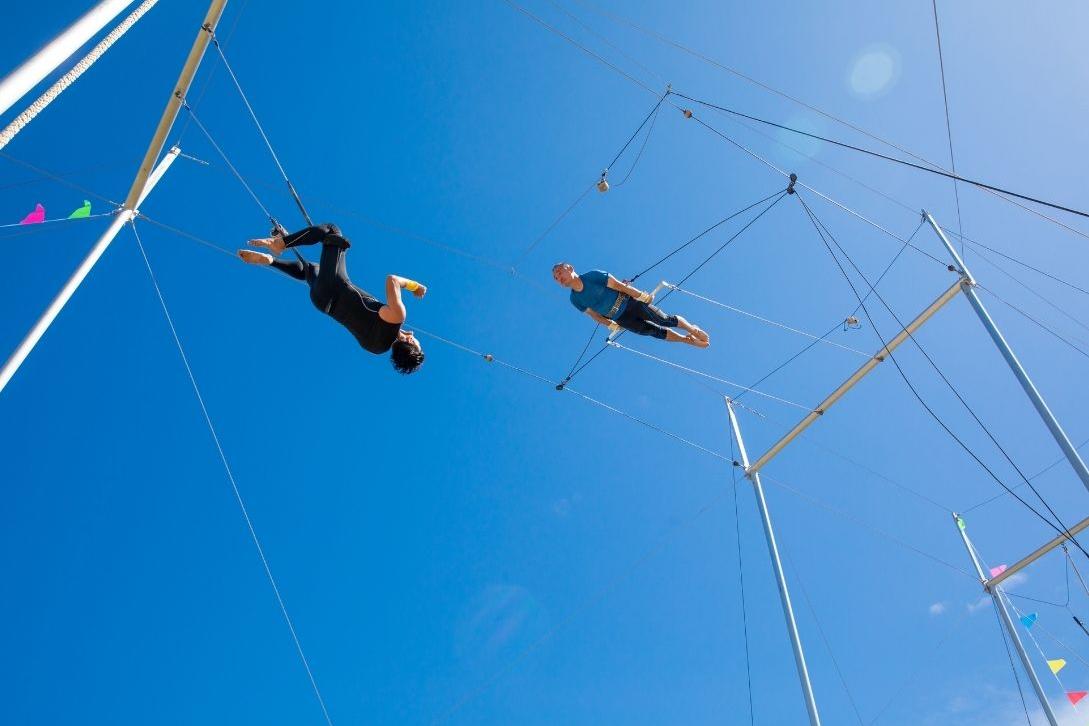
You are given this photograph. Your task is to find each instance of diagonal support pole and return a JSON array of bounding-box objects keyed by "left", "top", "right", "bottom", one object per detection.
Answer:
[
  {"left": 726, "top": 397, "right": 821, "bottom": 726},
  {"left": 746, "top": 278, "right": 963, "bottom": 476},
  {"left": 925, "top": 212, "right": 1089, "bottom": 495},
  {"left": 953, "top": 514, "right": 1059, "bottom": 726}
]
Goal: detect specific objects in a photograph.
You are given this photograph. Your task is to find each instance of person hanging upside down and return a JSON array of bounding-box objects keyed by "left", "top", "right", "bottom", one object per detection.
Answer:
[
  {"left": 551, "top": 263, "right": 709, "bottom": 348},
  {"left": 239, "top": 223, "right": 426, "bottom": 374}
]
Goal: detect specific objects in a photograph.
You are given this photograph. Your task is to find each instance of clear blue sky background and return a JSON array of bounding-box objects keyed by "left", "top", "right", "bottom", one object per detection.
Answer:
[{"left": 2, "top": 1, "right": 1089, "bottom": 724}]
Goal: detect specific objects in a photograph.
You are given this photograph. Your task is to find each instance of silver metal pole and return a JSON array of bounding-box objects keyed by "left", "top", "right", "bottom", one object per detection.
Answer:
[
  {"left": 926, "top": 212, "right": 1089, "bottom": 494},
  {"left": 747, "top": 278, "right": 963, "bottom": 476},
  {"left": 0, "top": 0, "right": 135, "bottom": 117},
  {"left": 726, "top": 397, "right": 821, "bottom": 726},
  {"left": 953, "top": 514, "right": 1059, "bottom": 726},
  {"left": 0, "top": 148, "right": 179, "bottom": 395}
]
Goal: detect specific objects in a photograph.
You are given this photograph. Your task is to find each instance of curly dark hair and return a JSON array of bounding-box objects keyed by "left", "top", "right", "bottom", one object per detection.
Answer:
[{"left": 390, "top": 339, "right": 425, "bottom": 375}]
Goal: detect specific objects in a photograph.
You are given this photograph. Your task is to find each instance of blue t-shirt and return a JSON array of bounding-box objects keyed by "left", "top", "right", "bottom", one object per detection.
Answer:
[{"left": 569, "top": 269, "right": 627, "bottom": 319}]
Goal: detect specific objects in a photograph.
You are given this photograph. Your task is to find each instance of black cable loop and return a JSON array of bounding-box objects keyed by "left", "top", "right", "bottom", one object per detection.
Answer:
[
  {"left": 674, "top": 90, "right": 1089, "bottom": 221},
  {"left": 795, "top": 192, "right": 1089, "bottom": 560}
]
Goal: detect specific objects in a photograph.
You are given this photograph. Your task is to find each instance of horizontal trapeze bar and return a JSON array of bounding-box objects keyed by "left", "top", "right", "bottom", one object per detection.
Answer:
[{"left": 745, "top": 278, "right": 964, "bottom": 476}]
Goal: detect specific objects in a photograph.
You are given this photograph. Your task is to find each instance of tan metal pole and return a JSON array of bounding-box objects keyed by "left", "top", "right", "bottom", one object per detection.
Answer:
[{"left": 746, "top": 278, "right": 964, "bottom": 476}]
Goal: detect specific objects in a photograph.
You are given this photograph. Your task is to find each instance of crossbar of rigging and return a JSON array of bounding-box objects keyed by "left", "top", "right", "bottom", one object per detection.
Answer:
[
  {"left": 987, "top": 514, "right": 1089, "bottom": 591},
  {"left": 745, "top": 279, "right": 964, "bottom": 476}
]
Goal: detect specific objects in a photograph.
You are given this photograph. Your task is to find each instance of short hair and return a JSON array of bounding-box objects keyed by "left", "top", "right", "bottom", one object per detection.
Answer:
[
  {"left": 553, "top": 262, "right": 572, "bottom": 272},
  {"left": 390, "top": 339, "right": 425, "bottom": 375}
]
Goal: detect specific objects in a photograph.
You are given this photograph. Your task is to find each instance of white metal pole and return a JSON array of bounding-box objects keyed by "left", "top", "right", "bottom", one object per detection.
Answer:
[
  {"left": 0, "top": 0, "right": 159, "bottom": 152},
  {"left": 0, "top": 0, "right": 227, "bottom": 396},
  {"left": 726, "top": 397, "right": 822, "bottom": 726},
  {"left": 953, "top": 514, "right": 1059, "bottom": 726},
  {"left": 0, "top": 0, "right": 135, "bottom": 117},
  {"left": 925, "top": 212, "right": 1089, "bottom": 494},
  {"left": 0, "top": 147, "right": 179, "bottom": 395}
]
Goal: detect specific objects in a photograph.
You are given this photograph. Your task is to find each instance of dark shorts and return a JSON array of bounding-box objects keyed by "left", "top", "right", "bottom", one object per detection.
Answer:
[{"left": 614, "top": 300, "right": 679, "bottom": 339}]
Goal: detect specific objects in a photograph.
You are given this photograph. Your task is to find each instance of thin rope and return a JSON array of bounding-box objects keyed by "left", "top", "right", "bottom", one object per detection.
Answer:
[
  {"left": 130, "top": 223, "right": 334, "bottom": 726},
  {"left": 0, "top": 151, "right": 120, "bottom": 207},
  {"left": 174, "top": 0, "right": 252, "bottom": 146},
  {"left": 500, "top": 0, "right": 658, "bottom": 95},
  {"left": 758, "top": 471, "right": 973, "bottom": 579},
  {"left": 666, "top": 284, "right": 872, "bottom": 357},
  {"left": 604, "top": 92, "right": 669, "bottom": 172},
  {"left": 953, "top": 231, "right": 1089, "bottom": 298},
  {"left": 180, "top": 102, "right": 274, "bottom": 221},
  {"left": 728, "top": 434, "right": 755, "bottom": 726},
  {"left": 744, "top": 404, "right": 954, "bottom": 513},
  {"left": 785, "top": 552, "right": 865, "bottom": 725},
  {"left": 978, "top": 285, "right": 1089, "bottom": 360},
  {"left": 543, "top": 0, "right": 667, "bottom": 87},
  {"left": 179, "top": 100, "right": 305, "bottom": 263},
  {"left": 960, "top": 435, "right": 1089, "bottom": 514},
  {"left": 679, "top": 111, "right": 948, "bottom": 268},
  {"left": 929, "top": 0, "right": 965, "bottom": 254},
  {"left": 514, "top": 92, "right": 667, "bottom": 269},
  {"left": 630, "top": 188, "right": 785, "bottom": 283},
  {"left": 0, "top": 210, "right": 116, "bottom": 230},
  {"left": 1067, "top": 545, "right": 1089, "bottom": 601},
  {"left": 411, "top": 327, "right": 729, "bottom": 460},
  {"left": 572, "top": 0, "right": 1089, "bottom": 243},
  {"left": 611, "top": 98, "right": 662, "bottom": 188},
  {"left": 672, "top": 90, "right": 1089, "bottom": 222},
  {"left": 209, "top": 30, "right": 313, "bottom": 226},
  {"left": 991, "top": 596, "right": 1033, "bottom": 725},
  {"left": 610, "top": 342, "right": 813, "bottom": 411},
  {"left": 797, "top": 193, "right": 1089, "bottom": 560},
  {"left": 968, "top": 243, "right": 1089, "bottom": 337},
  {"left": 734, "top": 220, "right": 925, "bottom": 402},
  {"left": 513, "top": 181, "right": 596, "bottom": 267},
  {"left": 868, "top": 610, "right": 970, "bottom": 723}
]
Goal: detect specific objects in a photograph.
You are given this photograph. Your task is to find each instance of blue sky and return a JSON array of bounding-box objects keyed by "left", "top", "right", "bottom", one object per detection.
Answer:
[{"left": 2, "top": 1, "right": 1089, "bottom": 724}]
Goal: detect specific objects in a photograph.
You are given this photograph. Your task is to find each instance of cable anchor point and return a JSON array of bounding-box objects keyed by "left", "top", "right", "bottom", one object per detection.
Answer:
[
  {"left": 596, "top": 169, "right": 610, "bottom": 193},
  {"left": 786, "top": 173, "right": 798, "bottom": 195}
]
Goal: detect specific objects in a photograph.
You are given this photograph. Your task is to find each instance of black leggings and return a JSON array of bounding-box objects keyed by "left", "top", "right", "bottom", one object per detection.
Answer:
[
  {"left": 269, "top": 224, "right": 350, "bottom": 312},
  {"left": 614, "top": 299, "right": 680, "bottom": 340}
]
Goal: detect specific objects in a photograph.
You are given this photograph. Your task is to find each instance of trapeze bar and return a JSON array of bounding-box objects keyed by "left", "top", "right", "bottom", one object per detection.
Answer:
[
  {"left": 745, "top": 278, "right": 964, "bottom": 476},
  {"left": 986, "top": 513, "right": 1089, "bottom": 591}
]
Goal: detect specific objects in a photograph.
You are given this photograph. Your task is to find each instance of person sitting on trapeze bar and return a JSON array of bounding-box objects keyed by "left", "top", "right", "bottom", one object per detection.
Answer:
[
  {"left": 551, "top": 263, "right": 710, "bottom": 348},
  {"left": 239, "top": 223, "right": 427, "bottom": 374}
]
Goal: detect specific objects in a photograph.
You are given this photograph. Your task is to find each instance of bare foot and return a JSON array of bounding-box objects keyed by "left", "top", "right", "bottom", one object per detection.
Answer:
[
  {"left": 238, "top": 249, "right": 274, "bottom": 265},
  {"left": 248, "top": 234, "right": 286, "bottom": 255},
  {"left": 690, "top": 326, "right": 710, "bottom": 343},
  {"left": 686, "top": 335, "right": 710, "bottom": 349}
]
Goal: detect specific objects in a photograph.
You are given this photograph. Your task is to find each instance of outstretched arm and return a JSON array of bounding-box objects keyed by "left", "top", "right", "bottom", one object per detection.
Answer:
[
  {"left": 381, "top": 274, "right": 427, "bottom": 324},
  {"left": 584, "top": 309, "right": 615, "bottom": 328},
  {"left": 606, "top": 275, "right": 652, "bottom": 302}
]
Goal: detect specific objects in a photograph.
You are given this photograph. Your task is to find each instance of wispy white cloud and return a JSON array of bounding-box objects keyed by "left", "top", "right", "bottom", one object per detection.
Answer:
[
  {"left": 929, "top": 601, "right": 947, "bottom": 616},
  {"left": 1002, "top": 571, "right": 1028, "bottom": 590},
  {"left": 967, "top": 595, "right": 991, "bottom": 614},
  {"left": 925, "top": 684, "right": 1081, "bottom": 725}
]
